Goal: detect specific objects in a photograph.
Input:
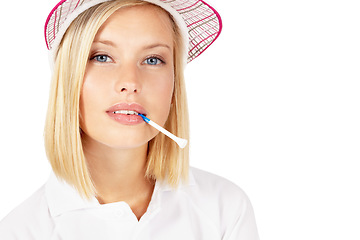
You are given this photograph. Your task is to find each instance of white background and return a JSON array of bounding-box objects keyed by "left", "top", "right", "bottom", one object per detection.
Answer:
[{"left": 0, "top": 0, "right": 359, "bottom": 239}]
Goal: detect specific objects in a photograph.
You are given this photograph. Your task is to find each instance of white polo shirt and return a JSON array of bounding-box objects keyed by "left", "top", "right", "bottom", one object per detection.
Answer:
[{"left": 0, "top": 167, "right": 259, "bottom": 240}]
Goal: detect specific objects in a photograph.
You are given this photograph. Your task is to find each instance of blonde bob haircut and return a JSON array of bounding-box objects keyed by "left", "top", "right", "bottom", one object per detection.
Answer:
[{"left": 44, "top": 0, "right": 189, "bottom": 199}]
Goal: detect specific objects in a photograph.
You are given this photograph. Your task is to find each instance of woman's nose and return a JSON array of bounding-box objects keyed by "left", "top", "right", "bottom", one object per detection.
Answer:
[
  {"left": 114, "top": 64, "right": 141, "bottom": 94},
  {"left": 118, "top": 84, "right": 138, "bottom": 93},
  {"left": 120, "top": 86, "right": 138, "bottom": 93}
]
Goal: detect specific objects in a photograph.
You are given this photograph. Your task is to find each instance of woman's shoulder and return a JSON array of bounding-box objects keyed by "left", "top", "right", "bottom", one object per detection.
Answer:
[
  {"left": 0, "top": 184, "right": 54, "bottom": 239},
  {"left": 176, "top": 167, "right": 258, "bottom": 239},
  {"left": 188, "top": 167, "right": 250, "bottom": 202},
  {"left": 186, "top": 167, "right": 251, "bottom": 214}
]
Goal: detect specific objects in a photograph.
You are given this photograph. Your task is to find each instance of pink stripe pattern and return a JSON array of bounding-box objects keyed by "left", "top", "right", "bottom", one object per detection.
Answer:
[
  {"left": 44, "top": 0, "right": 222, "bottom": 62},
  {"left": 160, "top": 0, "right": 222, "bottom": 62}
]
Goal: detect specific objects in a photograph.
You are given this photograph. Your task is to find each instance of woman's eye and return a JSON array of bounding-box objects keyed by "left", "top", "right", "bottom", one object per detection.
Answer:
[
  {"left": 92, "top": 55, "right": 112, "bottom": 63},
  {"left": 144, "top": 57, "right": 164, "bottom": 65}
]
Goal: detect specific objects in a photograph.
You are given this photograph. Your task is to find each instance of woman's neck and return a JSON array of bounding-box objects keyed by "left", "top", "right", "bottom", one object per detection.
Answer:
[{"left": 82, "top": 135, "right": 155, "bottom": 219}]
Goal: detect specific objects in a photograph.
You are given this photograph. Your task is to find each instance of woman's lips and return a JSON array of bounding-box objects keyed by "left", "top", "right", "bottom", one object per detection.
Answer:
[{"left": 106, "top": 103, "right": 147, "bottom": 125}]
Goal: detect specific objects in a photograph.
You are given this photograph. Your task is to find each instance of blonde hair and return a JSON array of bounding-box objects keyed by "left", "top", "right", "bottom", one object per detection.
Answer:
[{"left": 44, "top": 0, "right": 189, "bottom": 199}]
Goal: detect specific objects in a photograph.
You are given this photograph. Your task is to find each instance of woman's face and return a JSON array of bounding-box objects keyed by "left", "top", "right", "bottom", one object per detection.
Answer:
[{"left": 80, "top": 4, "right": 175, "bottom": 149}]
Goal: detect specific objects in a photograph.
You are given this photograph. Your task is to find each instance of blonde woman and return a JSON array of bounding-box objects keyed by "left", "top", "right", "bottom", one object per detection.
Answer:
[{"left": 0, "top": 0, "right": 259, "bottom": 239}]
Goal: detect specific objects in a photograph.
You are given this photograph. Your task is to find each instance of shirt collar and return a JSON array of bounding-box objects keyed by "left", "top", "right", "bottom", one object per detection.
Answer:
[
  {"left": 45, "top": 173, "right": 99, "bottom": 217},
  {"left": 45, "top": 170, "right": 196, "bottom": 218}
]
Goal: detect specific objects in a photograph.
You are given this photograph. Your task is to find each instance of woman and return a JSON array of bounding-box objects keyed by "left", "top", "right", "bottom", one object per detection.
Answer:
[{"left": 0, "top": 0, "right": 259, "bottom": 239}]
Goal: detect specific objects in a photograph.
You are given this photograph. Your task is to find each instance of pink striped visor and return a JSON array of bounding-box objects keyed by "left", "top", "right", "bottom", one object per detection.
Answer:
[{"left": 44, "top": 0, "right": 222, "bottom": 63}]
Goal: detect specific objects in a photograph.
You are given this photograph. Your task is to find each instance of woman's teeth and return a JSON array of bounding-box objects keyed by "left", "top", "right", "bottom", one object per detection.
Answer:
[{"left": 113, "top": 110, "right": 139, "bottom": 115}]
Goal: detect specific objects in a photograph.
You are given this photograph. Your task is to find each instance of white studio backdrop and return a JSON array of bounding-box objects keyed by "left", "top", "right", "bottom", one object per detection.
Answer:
[{"left": 0, "top": 0, "right": 359, "bottom": 239}]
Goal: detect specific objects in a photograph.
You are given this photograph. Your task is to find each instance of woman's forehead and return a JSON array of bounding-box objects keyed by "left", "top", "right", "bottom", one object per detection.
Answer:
[{"left": 94, "top": 4, "right": 174, "bottom": 47}]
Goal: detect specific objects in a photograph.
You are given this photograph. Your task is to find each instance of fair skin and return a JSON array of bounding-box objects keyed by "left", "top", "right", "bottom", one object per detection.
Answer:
[{"left": 79, "top": 5, "right": 175, "bottom": 220}]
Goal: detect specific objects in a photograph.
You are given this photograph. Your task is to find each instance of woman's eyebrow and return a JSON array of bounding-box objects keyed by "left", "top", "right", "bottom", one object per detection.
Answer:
[
  {"left": 143, "top": 43, "right": 171, "bottom": 50},
  {"left": 92, "top": 40, "right": 117, "bottom": 47}
]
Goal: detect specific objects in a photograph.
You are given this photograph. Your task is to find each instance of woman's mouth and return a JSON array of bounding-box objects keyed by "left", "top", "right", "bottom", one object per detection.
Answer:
[{"left": 106, "top": 103, "right": 147, "bottom": 125}]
